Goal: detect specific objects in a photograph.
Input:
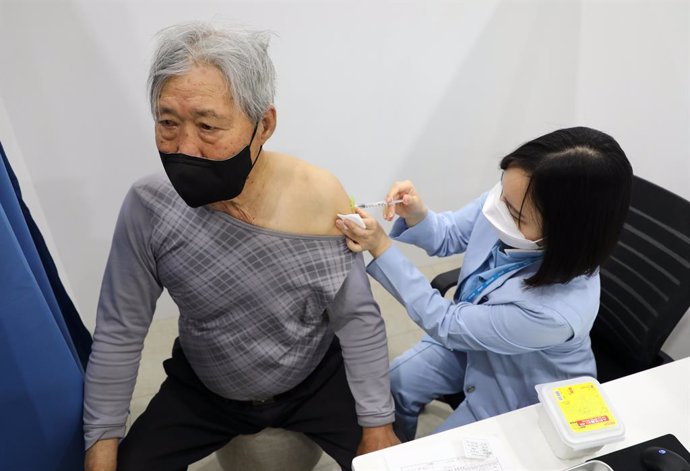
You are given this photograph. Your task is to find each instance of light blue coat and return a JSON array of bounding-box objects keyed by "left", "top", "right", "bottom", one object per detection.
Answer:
[{"left": 367, "top": 193, "right": 599, "bottom": 424}]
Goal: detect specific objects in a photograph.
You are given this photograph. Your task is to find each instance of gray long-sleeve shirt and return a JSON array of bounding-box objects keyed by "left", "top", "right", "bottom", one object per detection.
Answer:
[{"left": 83, "top": 174, "right": 394, "bottom": 449}]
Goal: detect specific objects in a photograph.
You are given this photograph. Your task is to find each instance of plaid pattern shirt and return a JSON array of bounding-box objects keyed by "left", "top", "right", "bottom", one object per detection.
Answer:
[{"left": 83, "top": 174, "right": 394, "bottom": 448}]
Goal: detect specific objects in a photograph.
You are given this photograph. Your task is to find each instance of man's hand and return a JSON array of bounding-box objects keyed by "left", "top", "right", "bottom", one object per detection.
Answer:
[
  {"left": 356, "top": 424, "right": 401, "bottom": 456},
  {"left": 84, "top": 438, "right": 118, "bottom": 471}
]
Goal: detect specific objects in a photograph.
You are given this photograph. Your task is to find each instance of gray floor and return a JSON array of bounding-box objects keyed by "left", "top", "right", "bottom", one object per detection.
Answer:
[{"left": 127, "top": 256, "right": 462, "bottom": 470}]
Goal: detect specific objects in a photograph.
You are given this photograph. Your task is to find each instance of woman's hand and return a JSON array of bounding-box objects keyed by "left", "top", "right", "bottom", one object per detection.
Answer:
[
  {"left": 336, "top": 208, "right": 392, "bottom": 259},
  {"left": 383, "top": 180, "right": 427, "bottom": 226}
]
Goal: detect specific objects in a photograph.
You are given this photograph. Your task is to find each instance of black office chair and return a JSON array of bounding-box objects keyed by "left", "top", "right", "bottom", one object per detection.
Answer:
[{"left": 431, "top": 176, "right": 690, "bottom": 409}]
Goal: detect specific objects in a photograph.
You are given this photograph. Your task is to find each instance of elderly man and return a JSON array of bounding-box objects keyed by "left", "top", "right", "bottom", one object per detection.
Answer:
[{"left": 83, "top": 22, "right": 398, "bottom": 471}]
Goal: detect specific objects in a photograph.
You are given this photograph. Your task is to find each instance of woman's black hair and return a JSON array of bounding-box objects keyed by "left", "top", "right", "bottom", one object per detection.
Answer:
[{"left": 500, "top": 126, "right": 633, "bottom": 287}]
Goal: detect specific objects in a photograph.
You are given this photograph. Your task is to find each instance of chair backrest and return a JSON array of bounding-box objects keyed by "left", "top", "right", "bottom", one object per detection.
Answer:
[{"left": 592, "top": 176, "right": 690, "bottom": 380}]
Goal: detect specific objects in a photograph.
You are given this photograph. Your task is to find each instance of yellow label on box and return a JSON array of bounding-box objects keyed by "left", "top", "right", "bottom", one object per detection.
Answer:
[{"left": 552, "top": 382, "right": 617, "bottom": 433}]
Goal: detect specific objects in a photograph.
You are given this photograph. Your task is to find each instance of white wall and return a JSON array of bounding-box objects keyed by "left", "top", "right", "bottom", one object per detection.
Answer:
[{"left": 0, "top": 0, "right": 688, "bottom": 356}]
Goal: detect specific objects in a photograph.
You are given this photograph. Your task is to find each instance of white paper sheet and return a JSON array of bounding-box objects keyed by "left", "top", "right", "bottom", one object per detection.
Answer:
[{"left": 384, "top": 436, "right": 504, "bottom": 471}]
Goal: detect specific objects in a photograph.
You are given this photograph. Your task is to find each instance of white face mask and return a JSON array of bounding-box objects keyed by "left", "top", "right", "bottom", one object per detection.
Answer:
[{"left": 481, "top": 182, "right": 543, "bottom": 251}]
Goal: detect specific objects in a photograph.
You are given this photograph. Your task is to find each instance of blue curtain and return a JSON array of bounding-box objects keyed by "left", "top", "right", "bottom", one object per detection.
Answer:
[{"left": 0, "top": 140, "right": 89, "bottom": 470}]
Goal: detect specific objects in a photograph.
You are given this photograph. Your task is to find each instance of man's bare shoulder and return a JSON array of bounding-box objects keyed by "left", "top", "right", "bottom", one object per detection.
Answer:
[
  {"left": 278, "top": 154, "right": 352, "bottom": 236},
  {"left": 301, "top": 161, "right": 352, "bottom": 211}
]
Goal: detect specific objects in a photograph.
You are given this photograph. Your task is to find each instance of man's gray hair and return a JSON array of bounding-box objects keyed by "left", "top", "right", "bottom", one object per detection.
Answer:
[{"left": 148, "top": 22, "right": 276, "bottom": 123}]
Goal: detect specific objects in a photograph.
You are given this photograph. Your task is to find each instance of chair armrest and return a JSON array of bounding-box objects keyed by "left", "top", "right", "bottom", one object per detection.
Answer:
[
  {"left": 430, "top": 267, "right": 461, "bottom": 297},
  {"left": 657, "top": 350, "right": 674, "bottom": 366},
  {"left": 429, "top": 266, "right": 464, "bottom": 409}
]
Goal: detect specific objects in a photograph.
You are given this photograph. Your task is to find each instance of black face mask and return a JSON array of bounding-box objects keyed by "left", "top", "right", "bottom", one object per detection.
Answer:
[{"left": 159, "top": 125, "right": 260, "bottom": 208}]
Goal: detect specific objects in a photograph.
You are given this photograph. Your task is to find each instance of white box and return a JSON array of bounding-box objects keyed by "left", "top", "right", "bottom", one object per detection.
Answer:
[{"left": 535, "top": 376, "right": 625, "bottom": 459}]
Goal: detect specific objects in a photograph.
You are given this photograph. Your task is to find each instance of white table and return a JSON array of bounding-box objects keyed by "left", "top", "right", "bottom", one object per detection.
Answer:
[{"left": 353, "top": 356, "right": 690, "bottom": 471}]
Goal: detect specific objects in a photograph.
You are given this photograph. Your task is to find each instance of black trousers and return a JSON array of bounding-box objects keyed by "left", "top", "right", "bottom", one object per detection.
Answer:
[{"left": 118, "top": 338, "right": 361, "bottom": 471}]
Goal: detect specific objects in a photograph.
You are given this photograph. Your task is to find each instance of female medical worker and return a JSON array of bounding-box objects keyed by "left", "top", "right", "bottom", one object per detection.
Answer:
[{"left": 336, "top": 127, "right": 633, "bottom": 441}]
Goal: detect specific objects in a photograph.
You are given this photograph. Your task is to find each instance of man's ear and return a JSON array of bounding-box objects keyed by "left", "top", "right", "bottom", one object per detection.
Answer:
[{"left": 258, "top": 106, "right": 277, "bottom": 144}]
